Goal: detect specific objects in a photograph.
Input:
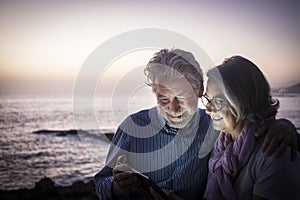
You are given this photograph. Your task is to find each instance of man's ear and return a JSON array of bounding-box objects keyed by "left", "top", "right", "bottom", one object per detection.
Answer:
[{"left": 198, "top": 80, "right": 204, "bottom": 97}]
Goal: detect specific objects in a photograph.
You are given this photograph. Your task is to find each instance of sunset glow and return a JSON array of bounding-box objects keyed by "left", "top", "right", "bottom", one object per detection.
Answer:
[{"left": 1, "top": 0, "right": 299, "bottom": 95}]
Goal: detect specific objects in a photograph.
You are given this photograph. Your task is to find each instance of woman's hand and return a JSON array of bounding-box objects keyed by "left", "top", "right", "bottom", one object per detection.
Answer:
[{"left": 255, "top": 118, "right": 298, "bottom": 161}]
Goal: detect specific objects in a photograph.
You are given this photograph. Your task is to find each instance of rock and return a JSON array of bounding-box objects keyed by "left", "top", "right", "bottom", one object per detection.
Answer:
[
  {"left": 32, "top": 129, "right": 89, "bottom": 137},
  {"left": 32, "top": 129, "right": 114, "bottom": 142},
  {"left": 0, "top": 177, "right": 99, "bottom": 200},
  {"left": 35, "top": 176, "right": 55, "bottom": 189},
  {"left": 104, "top": 133, "right": 114, "bottom": 141}
]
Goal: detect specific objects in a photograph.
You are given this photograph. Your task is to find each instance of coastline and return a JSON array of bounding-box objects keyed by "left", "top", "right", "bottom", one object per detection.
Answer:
[{"left": 0, "top": 177, "right": 98, "bottom": 200}]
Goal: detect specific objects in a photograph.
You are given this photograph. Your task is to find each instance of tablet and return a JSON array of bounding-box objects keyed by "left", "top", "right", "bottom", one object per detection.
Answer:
[{"left": 128, "top": 167, "right": 169, "bottom": 200}]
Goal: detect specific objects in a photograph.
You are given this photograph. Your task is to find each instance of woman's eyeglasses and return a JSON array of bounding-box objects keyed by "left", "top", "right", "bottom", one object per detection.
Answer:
[{"left": 201, "top": 94, "right": 228, "bottom": 111}]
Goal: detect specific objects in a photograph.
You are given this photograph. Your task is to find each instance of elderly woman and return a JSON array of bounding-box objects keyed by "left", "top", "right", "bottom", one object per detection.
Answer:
[{"left": 203, "top": 56, "right": 300, "bottom": 200}]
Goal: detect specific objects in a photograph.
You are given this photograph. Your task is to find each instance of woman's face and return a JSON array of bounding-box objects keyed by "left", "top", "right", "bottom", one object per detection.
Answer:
[{"left": 204, "top": 79, "right": 240, "bottom": 138}]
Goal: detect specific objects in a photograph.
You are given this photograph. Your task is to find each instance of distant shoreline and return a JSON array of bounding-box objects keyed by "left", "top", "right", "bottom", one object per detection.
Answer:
[
  {"left": 272, "top": 83, "right": 300, "bottom": 94},
  {"left": 272, "top": 92, "right": 300, "bottom": 97}
]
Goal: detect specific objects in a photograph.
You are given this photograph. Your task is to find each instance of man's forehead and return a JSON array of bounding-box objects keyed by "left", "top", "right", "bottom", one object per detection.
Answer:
[
  {"left": 153, "top": 75, "right": 191, "bottom": 86},
  {"left": 152, "top": 80, "right": 196, "bottom": 95}
]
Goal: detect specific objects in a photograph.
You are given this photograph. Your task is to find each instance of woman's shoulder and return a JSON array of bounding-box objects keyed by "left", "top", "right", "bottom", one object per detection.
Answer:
[{"left": 248, "top": 136, "right": 300, "bottom": 176}]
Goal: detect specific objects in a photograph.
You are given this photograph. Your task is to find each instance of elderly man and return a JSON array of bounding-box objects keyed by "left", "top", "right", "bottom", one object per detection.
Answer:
[{"left": 94, "top": 49, "right": 297, "bottom": 200}]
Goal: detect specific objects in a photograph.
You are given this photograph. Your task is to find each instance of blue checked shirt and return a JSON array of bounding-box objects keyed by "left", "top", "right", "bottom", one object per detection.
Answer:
[{"left": 94, "top": 107, "right": 211, "bottom": 200}]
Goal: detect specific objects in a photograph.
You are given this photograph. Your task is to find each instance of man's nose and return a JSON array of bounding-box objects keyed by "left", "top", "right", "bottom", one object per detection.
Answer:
[{"left": 168, "top": 98, "right": 180, "bottom": 113}]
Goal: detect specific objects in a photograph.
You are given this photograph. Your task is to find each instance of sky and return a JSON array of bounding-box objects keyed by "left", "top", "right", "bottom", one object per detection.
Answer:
[{"left": 0, "top": 0, "right": 299, "bottom": 96}]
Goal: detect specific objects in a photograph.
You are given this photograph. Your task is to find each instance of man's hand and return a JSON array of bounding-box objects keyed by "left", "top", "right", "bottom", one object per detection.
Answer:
[
  {"left": 112, "top": 155, "right": 141, "bottom": 198},
  {"left": 255, "top": 118, "right": 298, "bottom": 161}
]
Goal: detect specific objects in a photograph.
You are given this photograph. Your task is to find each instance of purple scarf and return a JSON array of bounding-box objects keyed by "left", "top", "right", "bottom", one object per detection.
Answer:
[{"left": 204, "top": 123, "right": 257, "bottom": 200}]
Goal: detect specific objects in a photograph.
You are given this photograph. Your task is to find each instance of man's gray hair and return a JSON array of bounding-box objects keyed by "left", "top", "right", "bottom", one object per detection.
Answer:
[{"left": 144, "top": 48, "right": 203, "bottom": 91}]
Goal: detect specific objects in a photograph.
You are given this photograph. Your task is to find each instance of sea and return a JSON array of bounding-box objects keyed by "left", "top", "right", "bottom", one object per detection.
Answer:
[{"left": 0, "top": 93, "right": 299, "bottom": 190}]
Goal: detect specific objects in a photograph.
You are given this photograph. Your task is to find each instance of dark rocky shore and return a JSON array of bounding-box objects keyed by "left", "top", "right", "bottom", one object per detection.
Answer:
[
  {"left": 0, "top": 177, "right": 99, "bottom": 200},
  {"left": 33, "top": 129, "right": 114, "bottom": 141}
]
